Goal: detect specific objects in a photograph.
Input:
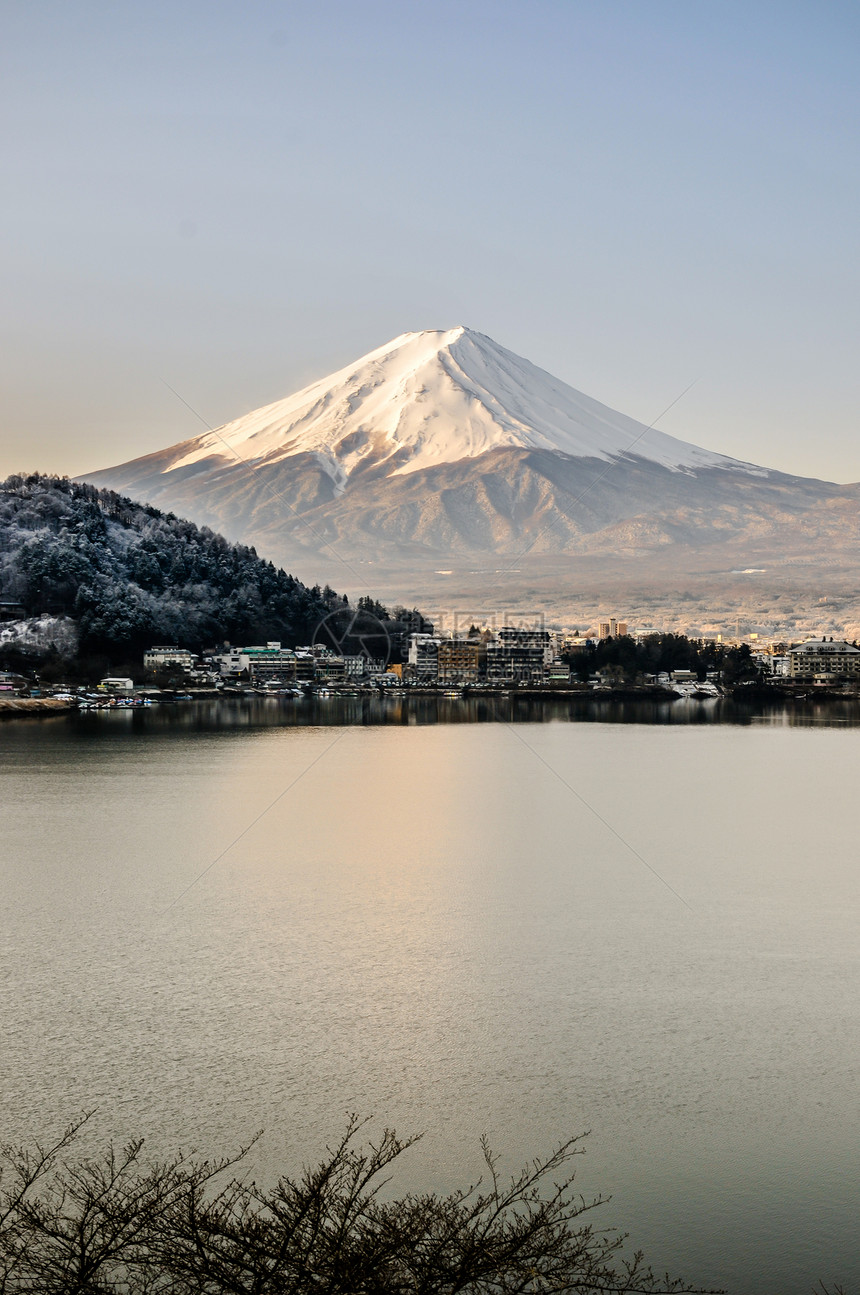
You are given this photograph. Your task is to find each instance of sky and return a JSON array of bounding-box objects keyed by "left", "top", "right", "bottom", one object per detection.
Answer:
[{"left": 2, "top": 0, "right": 859, "bottom": 483}]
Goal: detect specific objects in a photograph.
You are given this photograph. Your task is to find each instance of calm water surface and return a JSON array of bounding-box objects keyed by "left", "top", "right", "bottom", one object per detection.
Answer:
[{"left": 1, "top": 699, "right": 858, "bottom": 1293}]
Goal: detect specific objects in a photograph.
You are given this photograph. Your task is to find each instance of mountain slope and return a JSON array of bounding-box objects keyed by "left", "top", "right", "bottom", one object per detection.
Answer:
[
  {"left": 82, "top": 328, "right": 859, "bottom": 615},
  {"left": 90, "top": 326, "right": 761, "bottom": 489},
  {"left": 0, "top": 473, "right": 346, "bottom": 654}
]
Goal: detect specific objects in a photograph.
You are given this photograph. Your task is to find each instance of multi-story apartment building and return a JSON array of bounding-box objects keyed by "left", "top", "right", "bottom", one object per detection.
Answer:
[
  {"left": 597, "top": 618, "right": 627, "bottom": 640},
  {"left": 342, "top": 655, "right": 369, "bottom": 677},
  {"left": 143, "top": 646, "right": 197, "bottom": 672},
  {"left": 485, "top": 627, "right": 553, "bottom": 684},
  {"left": 407, "top": 633, "right": 441, "bottom": 681},
  {"left": 787, "top": 638, "right": 860, "bottom": 681},
  {"left": 437, "top": 639, "right": 483, "bottom": 683},
  {"left": 216, "top": 642, "right": 298, "bottom": 682},
  {"left": 485, "top": 643, "right": 545, "bottom": 684},
  {"left": 314, "top": 656, "right": 346, "bottom": 683},
  {"left": 245, "top": 644, "right": 298, "bottom": 683},
  {"left": 216, "top": 649, "right": 250, "bottom": 678},
  {"left": 496, "top": 627, "right": 555, "bottom": 663},
  {"left": 363, "top": 657, "right": 389, "bottom": 678}
]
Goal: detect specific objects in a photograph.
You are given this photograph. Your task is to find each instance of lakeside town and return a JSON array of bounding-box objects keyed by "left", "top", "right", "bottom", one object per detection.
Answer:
[{"left": 4, "top": 613, "right": 860, "bottom": 711}]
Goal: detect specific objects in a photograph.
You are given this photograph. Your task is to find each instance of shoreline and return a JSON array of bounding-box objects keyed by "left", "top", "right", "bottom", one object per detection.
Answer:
[
  {"left": 0, "top": 698, "right": 76, "bottom": 718},
  {"left": 4, "top": 684, "right": 860, "bottom": 720}
]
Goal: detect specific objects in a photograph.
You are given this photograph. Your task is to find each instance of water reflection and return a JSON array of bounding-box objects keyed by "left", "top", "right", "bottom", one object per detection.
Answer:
[
  {"left": 65, "top": 693, "right": 860, "bottom": 731},
  {"left": 2, "top": 703, "right": 858, "bottom": 1294}
]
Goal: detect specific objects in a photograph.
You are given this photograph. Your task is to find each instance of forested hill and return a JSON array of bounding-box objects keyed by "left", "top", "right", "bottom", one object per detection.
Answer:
[{"left": 0, "top": 474, "right": 369, "bottom": 654}]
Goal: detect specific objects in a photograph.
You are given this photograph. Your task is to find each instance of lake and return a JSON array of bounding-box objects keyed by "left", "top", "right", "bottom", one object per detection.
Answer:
[{"left": 1, "top": 699, "right": 857, "bottom": 1293}]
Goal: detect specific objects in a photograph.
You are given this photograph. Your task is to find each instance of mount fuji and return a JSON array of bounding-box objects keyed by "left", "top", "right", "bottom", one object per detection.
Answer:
[
  {"left": 139, "top": 327, "right": 752, "bottom": 485},
  {"left": 83, "top": 328, "right": 860, "bottom": 627}
]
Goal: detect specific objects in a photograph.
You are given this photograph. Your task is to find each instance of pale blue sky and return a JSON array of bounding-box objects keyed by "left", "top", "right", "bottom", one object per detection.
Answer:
[{"left": 2, "top": 0, "right": 859, "bottom": 481}]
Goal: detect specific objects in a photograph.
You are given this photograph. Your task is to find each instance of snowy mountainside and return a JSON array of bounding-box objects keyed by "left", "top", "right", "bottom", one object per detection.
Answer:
[
  {"left": 81, "top": 327, "right": 859, "bottom": 613},
  {"left": 151, "top": 327, "right": 760, "bottom": 490}
]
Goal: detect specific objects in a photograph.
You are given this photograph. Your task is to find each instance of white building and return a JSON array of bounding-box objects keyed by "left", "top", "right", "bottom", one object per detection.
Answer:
[
  {"left": 143, "top": 646, "right": 197, "bottom": 672},
  {"left": 407, "top": 633, "right": 441, "bottom": 680},
  {"left": 98, "top": 677, "right": 134, "bottom": 695},
  {"left": 787, "top": 638, "right": 860, "bottom": 681},
  {"left": 215, "top": 642, "right": 298, "bottom": 682},
  {"left": 244, "top": 643, "right": 298, "bottom": 683},
  {"left": 217, "top": 650, "right": 250, "bottom": 678},
  {"left": 342, "top": 655, "right": 369, "bottom": 677}
]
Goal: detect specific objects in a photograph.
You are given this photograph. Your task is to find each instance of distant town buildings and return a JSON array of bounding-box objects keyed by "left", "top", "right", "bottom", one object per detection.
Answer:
[
  {"left": 138, "top": 626, "right": 574, "bottom": 691},
  {"left": 133, "top": 628, "right": 860, "bottom": 694},
  {"left": 597, "top": 618, "right": 627, "bottom": 640}
]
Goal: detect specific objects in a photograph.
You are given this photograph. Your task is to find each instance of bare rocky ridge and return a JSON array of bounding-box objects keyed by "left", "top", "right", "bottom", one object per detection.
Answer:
[{"left": 82, "top": 328, "right": 860, "bottom": 635}]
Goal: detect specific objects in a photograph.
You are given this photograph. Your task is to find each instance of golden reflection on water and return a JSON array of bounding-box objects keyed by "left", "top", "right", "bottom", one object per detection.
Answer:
[{"left": 0, "top": 705, "right": 858, "bottom": 1295}]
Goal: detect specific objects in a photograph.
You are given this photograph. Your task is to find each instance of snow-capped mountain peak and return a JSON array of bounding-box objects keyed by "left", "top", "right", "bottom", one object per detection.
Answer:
[{"left": 164, "top": 327, "right": 755, "bottom": 492}]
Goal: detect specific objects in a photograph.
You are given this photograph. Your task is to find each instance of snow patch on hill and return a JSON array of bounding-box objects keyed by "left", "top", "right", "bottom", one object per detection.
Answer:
[{"left": 0, "top": 614, "right": 80, "bottom": 654}]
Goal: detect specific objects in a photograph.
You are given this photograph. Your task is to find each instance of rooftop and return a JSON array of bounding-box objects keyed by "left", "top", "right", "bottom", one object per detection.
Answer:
[{"left": 790, "top": 639, "right": 860, "bottom": 654}]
